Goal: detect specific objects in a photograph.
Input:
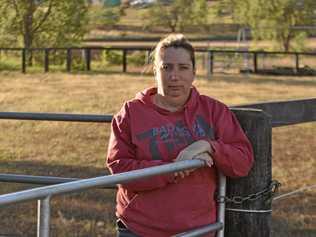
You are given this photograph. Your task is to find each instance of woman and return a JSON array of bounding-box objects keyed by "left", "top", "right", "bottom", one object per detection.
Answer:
[{"left": 106, "top": 34, "right": 254, "bottom": 237}]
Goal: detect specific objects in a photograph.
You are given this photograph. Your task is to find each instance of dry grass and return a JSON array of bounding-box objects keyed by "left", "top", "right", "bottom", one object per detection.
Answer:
[{"left": 0, "top": 72, "right": 315, "bottom": 236}]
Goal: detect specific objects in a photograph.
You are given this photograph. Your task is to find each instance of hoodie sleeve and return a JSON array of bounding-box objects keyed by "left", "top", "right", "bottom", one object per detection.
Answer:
[
  {"left": 106, "top": 103, "right": 175, "bottom": 192},
  {"left": 207, "top": 102, "right": 254, "bottom": 178}
]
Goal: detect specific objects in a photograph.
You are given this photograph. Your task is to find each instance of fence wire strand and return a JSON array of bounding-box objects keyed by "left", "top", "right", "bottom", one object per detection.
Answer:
[{"left": 272, "top": 184, "right": 316, "bottom": 202}]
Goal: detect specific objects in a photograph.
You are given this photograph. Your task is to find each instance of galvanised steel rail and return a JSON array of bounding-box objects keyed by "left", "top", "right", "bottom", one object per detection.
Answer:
[
  {"left": 0, "top": 112, "right": 112, "bottom": 123},
  {"left": 0, "top": 98, "right": 314, "bottom": 126},
  {"left": 0, "top": 160, "right": 226, "bottom": 237}
]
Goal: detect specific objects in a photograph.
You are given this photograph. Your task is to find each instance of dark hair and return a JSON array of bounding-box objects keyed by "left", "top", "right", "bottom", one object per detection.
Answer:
[{"left": 153, "top": 34, "right": 195, "bottom": 70}]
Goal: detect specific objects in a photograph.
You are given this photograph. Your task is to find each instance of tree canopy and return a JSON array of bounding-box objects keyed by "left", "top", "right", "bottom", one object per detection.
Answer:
[
  {"left": 143, "top": 0, "right": 209, "bottom": 32},
  {"left": 224, "top": 0, "right": 316, "bottom": 51},
  {"left": 0, "top": 0, "right": 89, "bottom": 48}
]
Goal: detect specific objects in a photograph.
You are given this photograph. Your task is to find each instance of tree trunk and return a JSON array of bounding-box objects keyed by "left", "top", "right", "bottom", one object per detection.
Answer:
[
  {"left": 283, "top": 36, "right": 290, "bottom": 52},
  {"left": 23, "top": 1, "right": 34, "bottom": 66}
]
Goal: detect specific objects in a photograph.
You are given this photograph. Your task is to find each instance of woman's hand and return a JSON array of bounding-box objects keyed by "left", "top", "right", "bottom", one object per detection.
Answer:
[
  {"left": 173, "top": 152, "right": 214, "bottom": 181},
  {"left": 193, "top": 152, "right": 214, "bottom": 167},
  {"left": 176, "top": 140, "right": 212, "bottom": 162},
  {"left": 173, "top": 140, "right": 214, "bottom": 181}
]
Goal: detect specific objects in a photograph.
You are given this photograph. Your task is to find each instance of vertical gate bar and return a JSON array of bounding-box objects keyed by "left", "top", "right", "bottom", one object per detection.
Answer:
[
  {"left": 216, "top": 173, "right": 226, "bottom": 237},
  {"left": 37, "top": 196, "right": 51, "bottom": 237}
]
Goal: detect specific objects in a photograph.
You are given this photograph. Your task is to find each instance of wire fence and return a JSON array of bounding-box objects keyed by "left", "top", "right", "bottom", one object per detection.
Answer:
[{"left": 1, "top": 47, "right": 316, "bottom": 76}]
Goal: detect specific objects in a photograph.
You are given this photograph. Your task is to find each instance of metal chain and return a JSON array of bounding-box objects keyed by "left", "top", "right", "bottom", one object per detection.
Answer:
[{"left": 217, "top": 180, "right": 281, "bottom": 204}]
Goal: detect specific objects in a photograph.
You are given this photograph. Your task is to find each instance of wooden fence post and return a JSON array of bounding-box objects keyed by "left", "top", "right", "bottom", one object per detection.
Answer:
[
  {"left": 206, "top": 51, "right": 214, "bottom": 79},
  {"left": 146, "top": 50, "right": 151, "bottom": 64},
  {"left": 253, "top": 52, "right": 258, "bottom": 73},
  {"left": 226, "top": 108, "right": 272, "bottom": 237},
  {"left": 21, "top": 48, "right": 26, "bottom": 73},
  {"left": 66, "top": 49, "right": 72, "bottom": 72},
  {"left": 295, "top": 53, "right": 299, "bottom": 74},
  {"left": 210, "top": 51, "right": 214, "bottom": 75},
  {"left": 44, "top": 49, "right": 49, "bottom": 73},
  {"left": 123, "top": 49, "right": 127, "bottom": 73},
  {"left": 85, "top": 48, "right": 91, "bottom": 71}
]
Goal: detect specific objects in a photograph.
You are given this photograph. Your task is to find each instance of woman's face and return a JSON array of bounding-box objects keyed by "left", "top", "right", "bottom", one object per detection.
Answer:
[{"left": 155, "top": 47, "right": 195, "bottom": 103}]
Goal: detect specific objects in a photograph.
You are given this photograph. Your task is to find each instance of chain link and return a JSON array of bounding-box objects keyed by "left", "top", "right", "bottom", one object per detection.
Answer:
[{"left": 217, "top": 180, "right": 281, "bottom": 204}]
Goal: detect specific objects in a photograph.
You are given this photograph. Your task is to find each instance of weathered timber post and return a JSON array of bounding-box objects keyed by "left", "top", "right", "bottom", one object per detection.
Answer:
[
  {"left": 22, "top": 48, "right": 26, "bottom": 73},
  {"left": 85, "top": 48, "right": 91, "bottom": 71},
  {"left": 253, "top": 52, "right": 258, "bottom": 73},
  {"left": 146, "top": 50, "right": 151, "bottom": 64},
  {"left": 206, "top": 51, "right": 214, "bottom": 79},
  {"left": 294, "top": 53, "right": 299, "bottom": 74},
  {"left": 44, "top": 49, "right": 49, "bottom": 73},
  {"left": 226, "top": 108, "right": 272, "bottom": 237},
  {"left": 66, "top": 48, "right": 72, "bottom": 72},
  {"left": 123, "top": 49, "right": 127, "bottom": 73},
  {"left": 210, "top": 51, "right": 214, "bottom": 75}
]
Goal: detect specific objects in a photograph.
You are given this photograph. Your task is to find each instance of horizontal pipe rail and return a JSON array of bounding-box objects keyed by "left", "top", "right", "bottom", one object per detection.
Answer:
[
  {"left": 174, "top": 222, "right": 224, "bottom": 237},
  {"left": 0, "top": 99, "right": 314, "bottom": 127},
  {"left": 0, "top": 112, "right": 112, "bottom": 122},
  {"left": 0, "top": 160, "right": 205, "bottom": 206},
  {"left": 0, "top": 173, "right": 116, "bottom": 188},
  {"left": 0, "top": 174, "right": 77, "bottom": 185},
  {"left": 233, "top": 98, "right": 316, "bottom": 127}
]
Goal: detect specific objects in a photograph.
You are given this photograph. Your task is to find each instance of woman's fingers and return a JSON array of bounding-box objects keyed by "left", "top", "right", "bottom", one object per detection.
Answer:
[
  {"left": 174, "top": 169, "right": 195, "bottom": 180},
  {"left": 175, "top": 140, "right": 213, "bottom": 162},
  {"left": 193, "top": 152, "right": 214, "bottom": 167}
]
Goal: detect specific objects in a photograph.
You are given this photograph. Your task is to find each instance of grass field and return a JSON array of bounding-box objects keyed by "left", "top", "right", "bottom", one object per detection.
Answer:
[{"left": 0, "top": 72, "right": 315, "bottom": 236}]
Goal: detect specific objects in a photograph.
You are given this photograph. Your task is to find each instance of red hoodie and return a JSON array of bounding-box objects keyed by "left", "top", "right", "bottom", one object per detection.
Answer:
[{"left": 106, "top": 87, "right": 254, "bottom": 237}]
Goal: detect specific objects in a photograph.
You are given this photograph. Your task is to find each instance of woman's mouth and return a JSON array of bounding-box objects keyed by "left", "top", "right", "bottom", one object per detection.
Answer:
[{"left": 168, "top": 85, "right": 182, "bottom": 90}]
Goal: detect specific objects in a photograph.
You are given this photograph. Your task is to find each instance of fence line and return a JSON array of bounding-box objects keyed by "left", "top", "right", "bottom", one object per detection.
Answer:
[
  {"left": 0, "top": 98, "right": 315, "bottom": 127},
  {"left": 273, "top": 184, "right": 316, "bottom": 202},
  {"left": 0, "top": 111, "right": 112, "bottom": 122},
  {"left": 1, "top": 47, "right": 315, "bottom": 75}
]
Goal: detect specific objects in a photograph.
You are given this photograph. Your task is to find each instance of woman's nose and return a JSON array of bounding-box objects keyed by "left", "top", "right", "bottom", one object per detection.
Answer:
[{"left": 170, "top": 67, "right": 179, "bottom": 80}]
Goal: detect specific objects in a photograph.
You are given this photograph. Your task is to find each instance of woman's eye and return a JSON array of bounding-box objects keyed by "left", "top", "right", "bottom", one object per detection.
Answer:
[
  {"left": 161, "top": 65, "right": 169, "bottom": 70},
  {"left": 180, "top": 66, "right": 189, "bottom": 70}
]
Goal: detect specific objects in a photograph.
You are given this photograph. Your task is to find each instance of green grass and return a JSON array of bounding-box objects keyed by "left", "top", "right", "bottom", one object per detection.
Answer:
[{"left": 0, "top": 72, "right": 315, "bottom": 236}]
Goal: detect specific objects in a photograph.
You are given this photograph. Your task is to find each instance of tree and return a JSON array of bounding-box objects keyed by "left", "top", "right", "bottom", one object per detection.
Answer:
[
  {"left": 0, "top": 0, "right": 88, "bottom": 52},
  {"left": 224, "top": 0, "right": 316, "bottom": 51},
  {"left": 144, "top": 0, "right": 209, "bottom": 32}
]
